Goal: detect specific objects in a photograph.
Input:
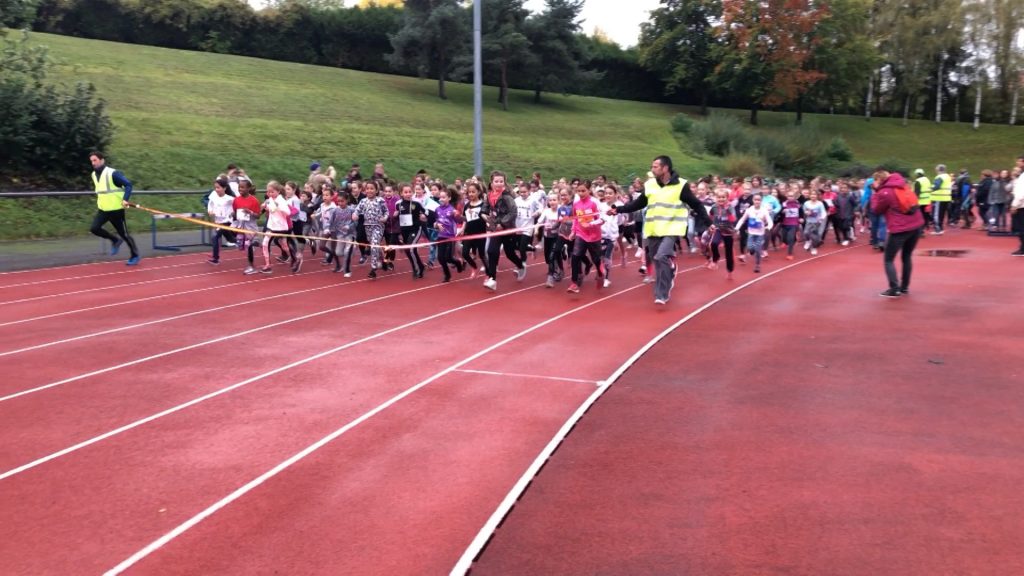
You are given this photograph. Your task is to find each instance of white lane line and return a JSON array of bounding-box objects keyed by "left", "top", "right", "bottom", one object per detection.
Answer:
[
  {"left": 0, "top": 268, "right": 241, "bottom": 306},
  {"left": 449, "top": 246, "right": 862, "bottom": 575},
  {"left": 0, "top": 255, "right": 246, "bottom": 290},
  {"left": 0, "top": 282, "right": 545, "bottom": 482},
  {"left": 0, "top": 262, "right": 533, "bottom": 401},
  {"left": 101, "top": 264, "right": 703, "bottom": 576},
  {"left": 0, "top": 267, "right": 332, "bottom": 328},
  {"left": 0, "top": 250, "right": 207, "bottom": 276},
  {"left": 453, "top": 369, "right": 599, "bottom": 385}
]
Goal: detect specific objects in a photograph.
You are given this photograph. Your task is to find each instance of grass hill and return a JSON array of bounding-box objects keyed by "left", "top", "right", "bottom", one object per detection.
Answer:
[{"left": 2, "top": 32, "right": 1021, "bottom": 240}]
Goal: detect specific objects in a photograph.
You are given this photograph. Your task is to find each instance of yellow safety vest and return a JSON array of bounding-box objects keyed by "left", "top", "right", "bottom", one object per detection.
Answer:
[
  {"left": 931, "top": 173, "right": 952, "bottom": 202},
  {"left": 915, "top": 176, "right": 932, "bottom": 206},
  {"left": 643, "top": 177, "right": 689, "bottom": 237},
  {"left": 92, "top": 166, "right": 126, "bottom": 211}
]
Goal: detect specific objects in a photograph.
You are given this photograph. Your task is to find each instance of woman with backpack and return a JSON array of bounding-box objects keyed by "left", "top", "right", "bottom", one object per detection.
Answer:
[{"left": 870, "top": 170, "right": 925, "bottom": 298}]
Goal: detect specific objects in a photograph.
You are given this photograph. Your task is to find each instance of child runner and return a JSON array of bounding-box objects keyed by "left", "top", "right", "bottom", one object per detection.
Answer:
[
  {"left": 708, "top": 188, "right": 737, "bottom": 279},
  {"left": 597, "top": 186, "right": 619, "bottom": 288},
  {"left": 354, "top": 180, "right": 388, "bottom": 278},
  {"left": 331, "top": 194, "right": 357, "bottom": 276},
  {"left": 284, "top": 181, "right": 308, "bottom": 256},
  {"left": 514, "top": 182, "right": 539, "bottom": 263},
  {"left": 207, "top": 177, "right": 235, "bottom": 265},
  {"left": 460, "top": 181, "right": 489, "bottom": 278},
  {"left": 434, "top": 187, "right": 466, "bottom": 282},
  {"left": 382, "top": 184, "right": 400, "bottom": 272},
  {"left": 780, "top": 189, "right": 802, "bottom": 260},
  {"left": 735, "top": 193, "right": 773, "bottom": 273},
  {"left": 395, "top": 182, "right": 427, "bottom": 279},
  {"left": 551, "top": 187, "right": 575, "bottom": 284},
  {"left": 260, "top": 181, "right": 299, "bottom": 274},
  {"left": 802, "top": 189, "right": 828, "bottom": 256},
  {"left": 232, "top": 178, "right": 261, "bottom": 274},
  {"left": 482, "top": 170, "right": 527, "bottom": 291},
  {"left": 537, "top": 192, "right": 561, "bottom": 287},
  {"left": 567, "top": 180, "right": 604, "bottom": 294}
]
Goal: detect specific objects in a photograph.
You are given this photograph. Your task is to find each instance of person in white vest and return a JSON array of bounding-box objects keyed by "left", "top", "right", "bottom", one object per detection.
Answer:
[{"left": 89, "top": 151, "right": 140, "bottom": 265}]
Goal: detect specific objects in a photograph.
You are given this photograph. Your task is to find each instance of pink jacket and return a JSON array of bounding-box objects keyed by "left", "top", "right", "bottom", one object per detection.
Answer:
[{"left": 871, "top": 173, "right": 925, "bottom": 234}]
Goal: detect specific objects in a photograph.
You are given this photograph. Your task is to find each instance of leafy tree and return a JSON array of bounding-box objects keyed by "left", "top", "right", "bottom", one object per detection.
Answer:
[
  {"left": 480, "top": 0, "right": 533, "bottom": 110},
  {"left": 803, "top": 0, "right": 878, "bottom": 119},
  {"left": 638, "top": 0, "right": 721, "bottom": 115},
  {"left": 714, "top": 0, "right": 829, "bottom": 125},
  {"left": 389, "top": 0, "right": 468, "bottom": 100},
  {"left": 523, "top": 0, "right": 597, "bottom": 103}
]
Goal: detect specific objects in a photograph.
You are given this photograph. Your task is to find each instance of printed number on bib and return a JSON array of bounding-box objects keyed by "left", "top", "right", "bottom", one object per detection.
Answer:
[
  {"left": 399, "top": 213, "right": 413, "bottom": 227},
  {"left": 236, "top": 209, "right": 250, "bottom": 222}
]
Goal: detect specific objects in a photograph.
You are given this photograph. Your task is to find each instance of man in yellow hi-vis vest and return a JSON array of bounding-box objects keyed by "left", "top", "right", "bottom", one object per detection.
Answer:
[
  {"left": 931, "top": 164, "right": 953, "bottom": 235},
  {"left": 89, "top": 151, "right": 140, "bottom": 265},
  {"left": 608, "top": 155, "right": 710, "bottom": 305}
]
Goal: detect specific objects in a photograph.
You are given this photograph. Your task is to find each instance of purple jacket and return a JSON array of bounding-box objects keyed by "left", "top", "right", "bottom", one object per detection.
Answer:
[
  {"left": 871, "top": 173, "right": 924, "bottom": 234},
  {"left": 434, "top": 203, "right": 460, "bottom": 239}
]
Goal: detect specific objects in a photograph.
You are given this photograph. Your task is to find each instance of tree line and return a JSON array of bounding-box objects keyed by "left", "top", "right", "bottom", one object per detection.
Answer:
[{"left": 12, "top": 0, "right": 1024, "bottom": 125}]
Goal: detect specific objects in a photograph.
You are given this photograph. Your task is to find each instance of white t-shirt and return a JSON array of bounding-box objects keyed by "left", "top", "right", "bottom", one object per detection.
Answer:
[
  {"left": 265, "top": 196, "right": 291, "bottom": 232},
  {"left": 741, "top": 205, "right": 773, "bottom": 236},
  {"left": 207, "top": 192, "right": 234, "bottom": 223}
]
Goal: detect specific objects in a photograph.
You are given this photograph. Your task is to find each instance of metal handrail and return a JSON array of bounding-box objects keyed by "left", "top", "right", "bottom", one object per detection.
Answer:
[{"left": 0, "top": 190, "right": 210, "bottom": 198}]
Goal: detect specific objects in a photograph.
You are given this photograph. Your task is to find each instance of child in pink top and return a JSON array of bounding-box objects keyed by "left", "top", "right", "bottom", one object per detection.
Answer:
[{"left": 568, "top": 180, "right": 604, "bottom": 293}]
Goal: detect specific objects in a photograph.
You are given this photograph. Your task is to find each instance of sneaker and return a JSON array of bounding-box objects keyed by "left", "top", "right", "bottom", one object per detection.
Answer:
[
  {"left": 879, "top": 288, "right": 901, "bottom": 298},
  {"left": 638, "top": 266, "right": 647, "bottom": 275},
  {"left": 841, "top": 240, "right": 850, "bottom": 246},
  {"left": 260, "top": 266, "right": 272, "bottom": 274},
  {"left": 810, "top": 248, "right": 818, "bottom": 256},
  {"left": 224, "top": 241, "right": 237, "bottom": 248},
  {"left": 634, "top": 248, "right": 643, "bottom": 258},
  {"left": 689, "top": 246, "right": 697, "bottom": 254},
  {"left": 516, "top": 267, "right": 527, "bottom": 281},
  {"left": 110, "top": 239, "right": 124, "bottom": 256},
  {"left": 243, "top": 266, "right": 257, "bottom": 275},
  {"left": 207, "top": 258, "right": 220, "bottom": 265},
  {"left": 1012, "top": 250, "right": 1024, "bottom": 257},
  {"left": 276, "top": 254, "right": 290, "bottom": 264},
  {"left": 359, "top": 255, "right": 367, "bottom": 265},
  {"left": 479, "top": 266, "right": 486, "bottom": 273},
  {"left": 292, "top": 258, "right": 303, "bottom": 274},
  {"left": 470, "top": 269, "right": 478, "bottom": 279},
  {"left": 603, "top": 278, "right": 611, "bottom": 288},
  {"left": 707, "top": 261, "right": 718, "bottom": 270},
  {"left": 642, "top": 276, "right": 655, "bottom": 284},
  {"left": 483, "top": 277, "right": 497, "bottom": 291},
  {"left": 786, "top": 255, "right": 794, "bottom": 261},
  {"left": 804, "top": 241, "right": 811, "bottom": 251},
  {"left": 654, "top": 298, "right": 667, "bottom": 305},
  {"left": 898, "top": 288, "right": 910, "bottom": 296},
  {"left": 545, "top": 275, "right": 554, "bottom": 288},
  {"left": 343, "top": 272, "right": 352, "bottom": 278},
  {"left": 126, "top": 256, "right": 140, "bottom": 266},
  {"left": 738, "top": 254, "right": 746, "bottom": 263},
  {"left": 754, "top": 266, "right": 761, "bottom": 273},
  {"left": 761, "top": 251, "right": 768, "bottom": 258},
  {"left": 566, "top": 283, "right": 580, "bottom": 294},
  {"left": 369, "top": 268, "right": 377, "bottom": 279},
  {"left": 931, "top": 230, "right": 944, "bottom": 235}
]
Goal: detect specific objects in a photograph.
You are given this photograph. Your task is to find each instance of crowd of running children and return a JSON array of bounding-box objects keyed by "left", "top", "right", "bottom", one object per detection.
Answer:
[{"left": 202, "top": 159, "right": 1024, "bottom": 292}]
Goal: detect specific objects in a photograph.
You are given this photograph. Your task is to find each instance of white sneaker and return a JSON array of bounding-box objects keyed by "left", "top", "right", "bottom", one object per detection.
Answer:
[
  {"left": 224, "top": 241, "right": 236, "bottom": 247},
  {"left": 516, "top": 267, "right": 527, "bottom": 281},
  {"left": 811, "top": 248, "right": 818, "bottom": 255},
  {"left": 483, "top": 278, "right": 497, "bottom": 291},
  {"left": 243, "top": 266, "right": 257, "bottom": 275},
  {"left": 803, "top": 241, "right": 811, "bottom": 251},
  {"left": 603, "top": 278, "right": 611, "bottom": 288},
  {"left": 654, "top": 298, "right": 667, "bottom": 305},
  {"left": 634, "top": 248, "right": 643, "bottom": 258},
  {"left": 479, "top": 266, "right": 486, "bottom": 273},
  {"left": 841, "top": 240, "right": 850, "bottom": 246},
  {"left": 643, "top": 276, "right": 655, "bottom": 284},
  {"left": 344, "top": 272, "right": 352, "bottom": 278}
]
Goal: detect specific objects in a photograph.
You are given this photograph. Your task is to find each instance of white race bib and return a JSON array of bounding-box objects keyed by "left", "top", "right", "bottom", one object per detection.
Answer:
[
  {"left": 236, "top": 209, "right": 250, "bottom": 222},
  {"left": 399, "top": 213, "right": 413, "bottom": 227}
]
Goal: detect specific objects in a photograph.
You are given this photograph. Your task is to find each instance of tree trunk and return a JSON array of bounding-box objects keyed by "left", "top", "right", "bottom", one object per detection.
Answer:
[
  {"left": 935, "top": 58, "right": 943, "bottom": 123},
  {"left": 973, "top": 80, "right": 982, "bottom": 130},
  {"left": 500, "top": 62, "right": 509, "bottom": 111},
  {"left": 954, "top": 90, "right": 959, "bottom": 123},
  {"left": 1010, "top": 81, "right": 1019, "bottom": 125},
  {"left": 750, "top": 103, "right": 759, "bottom": 126},
  {"left": 902, "top": 94, "right": 911, "bottom": 127},
  {"left": 865, "top": 74, "right": 873, "bottom": 121},
  {"left": 437, "top": 49, "right": 447, "bottom": 100},
  {"left": 795, "top": 95, "right": 804, "bottom": 125},
  {"left": 534, "top": 87, "right": 542, "bottom": 104},
  {"left": 699, "top": 91, "right": 708, "bottom": 116}
]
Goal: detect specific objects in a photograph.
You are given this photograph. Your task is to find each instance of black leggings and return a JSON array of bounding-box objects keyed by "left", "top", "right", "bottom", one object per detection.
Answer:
[
  {"left": 571, "top": 238, "right": 603, "bottom": 284},
  {"left": 437, "top": 240, "right": 462, "bottom": 279},
  {"left": 400, "top": 229, "right": 424, "bottom": 274},
  {"left": 710, "top": 231, "right": 735, "bottom": 272},
  {"left": 462, "top": 237, "right": 486, "bottom": 270},
  {"left": 90, "top": 209, "right": 139, "bottom": 258},
  {"left": 485, "top": 234, "right": 524, "bottom": 280}
]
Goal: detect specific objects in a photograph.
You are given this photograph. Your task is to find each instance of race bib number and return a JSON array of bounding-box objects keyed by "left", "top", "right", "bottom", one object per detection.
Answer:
[
  {"left": 236, "top": 209, "right": 250, "bottom": 222},
  {"left": 748, "top": 219, "right": 763, "bottom": 230},
  {"left": 399, "top": 213, "right": 413, "bottom": 227},
  {"left": 466, "top": 208, "right": 480, "bottom": 222}
]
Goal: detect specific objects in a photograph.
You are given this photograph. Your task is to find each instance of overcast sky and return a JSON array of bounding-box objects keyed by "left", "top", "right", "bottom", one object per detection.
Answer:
[{"left": 246, "top": 1, "right": 660, "bottom": 48}]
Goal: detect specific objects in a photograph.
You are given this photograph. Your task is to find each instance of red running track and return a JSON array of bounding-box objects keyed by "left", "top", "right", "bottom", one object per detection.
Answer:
[
  {"left": 1, "top": 231, "right": 1017, "bottom": 574},
  {"left": 470, "top": 230, "right": 1024, "bottom": 576}
]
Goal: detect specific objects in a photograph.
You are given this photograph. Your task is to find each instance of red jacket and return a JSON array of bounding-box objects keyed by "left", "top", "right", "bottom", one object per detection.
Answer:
[{"left": 871, "top": 173, "right": 925, "bottom": 234}]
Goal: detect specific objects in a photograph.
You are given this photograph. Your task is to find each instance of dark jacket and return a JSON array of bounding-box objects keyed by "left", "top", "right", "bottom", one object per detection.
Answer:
[
  {"left": 617, "top": 171, "right": 712, "bottom": 230},
  {"left": 487, "top": 190, "right": 517, "bottom": 232}
]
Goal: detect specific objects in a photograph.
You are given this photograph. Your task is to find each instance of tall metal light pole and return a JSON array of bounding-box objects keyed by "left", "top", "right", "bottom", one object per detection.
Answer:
[{"left": 473, "top": 0, "right": 483, "bottom": 177}]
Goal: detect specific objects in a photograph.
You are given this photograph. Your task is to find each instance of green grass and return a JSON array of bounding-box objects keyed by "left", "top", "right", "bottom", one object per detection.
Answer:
[{"left": 3, "top": 32, "right": 1020, "bottom": 240}]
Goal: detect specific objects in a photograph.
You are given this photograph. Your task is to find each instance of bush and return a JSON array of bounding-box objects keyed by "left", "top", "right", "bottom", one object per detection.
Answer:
[
  {"left": 691, "top": 113, "right": 750, "bottom": 156},
  {"left": 721, "top": 150, "right": 767, "bottom": 177},
  {"left": 874, "top": 158, "right": 912, "bottom": 177},
  {"left": 670, "top": 113, "right": 694, "bottom": 134},
  {"left": 0, "top": 32, "right": 114, "bottom": 189},
  {"left": 750, "top": 134, "right": 791, "bottom": 172},
  {"left": 825, "top": 137, "right": 853, "bottom": 161}
]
